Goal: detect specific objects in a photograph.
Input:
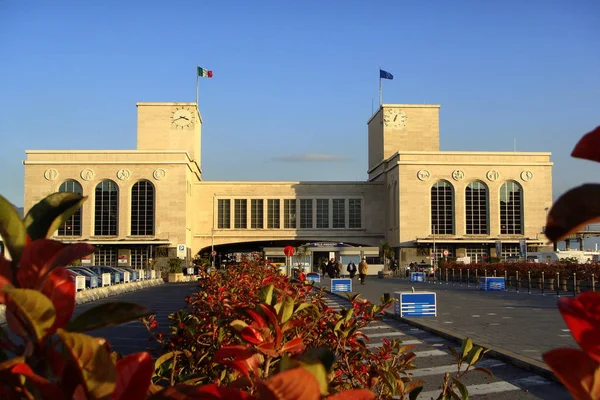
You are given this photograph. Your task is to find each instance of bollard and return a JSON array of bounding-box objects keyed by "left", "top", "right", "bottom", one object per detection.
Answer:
[
  {"left": 494, "top": 269, "right": 496, "bottom": 277},
  {"left": 593, "top": 274, "right": 596, "bottom": 292},
  {"left": 528, "top": 271, "right": 531, "bottom": 294},
  {"left": 504, "top": 270, "right": 508, "bottom": 291},
  {"left": 452, "top": 269, "right": 455, "bottom": 285},
  {"left": 573, "top": 272, "right": 577, "bottom": 296},
  {"left": 467, "top": 269, "right": 470, "bottom": 287},
  {"left": 460, "top": 269, "right": 463, "bottom": 285},
  {"left": 475, "top": 269, "right": 478, "bottom": 286},
  {"left": 516, "top": 271, "right": 519, "bottom": 293},
  {"left": 484, "top": 269, "right": 487, "bottom": 278},
  {"left": 556, "top": 272, "right": 560, "bottom": 297},
  {"left": 446, "top": 268, "right": 449, "bottom": 285},
  {"left": 541, "top": 271, "right": 545, "bottom": 296}
]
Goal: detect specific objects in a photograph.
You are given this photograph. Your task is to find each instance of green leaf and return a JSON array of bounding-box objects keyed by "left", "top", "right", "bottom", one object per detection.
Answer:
[
  {"left": 298, "top": 360, "right": 329, "bottom": 396},
  {"left": 67, "top": 302, "right": 151, "bottom": 332},
  {"left": 230, "top": 319, "right": 248, "bottom": 332},
  {"left": 278, "top": 296, "right": 295, "bottom": 324},
  {"left": 0, "top": 195, "right": 27, "bottom": 262},
  {"left": 4, "top": 286, "right": 56, "bottom": 342},
  {"left": 258, "top": 284, "right": 274, "bottom": 305},
  {"left": 465, "top": 347, "right": 484, "bottom": 366},
  {"left": 294, "top": 302, "right": 316, "bottom": 314},
  {"left": 452, "top": 377, "right": 469, "bottom": 400},
  {"left": 154, "top": 351, "right": 183, "bottom": 372},
  {"left": 381, "top": 370, "right": 397, "bottom": 397},
  {"left": 343, "top": 308, "right": 354, "bottom": 324},
  {"left": 24, "top": 192, "right": 86, "bottom": 241},
  {"left": 300, "top": 347, "right": 336, "bottom": 373},
  {"left": 57, "top": 329, "right": 116, "bottom": 399},
  {"left": 460, "top": 338, "right": 473, "bottom": 360}
]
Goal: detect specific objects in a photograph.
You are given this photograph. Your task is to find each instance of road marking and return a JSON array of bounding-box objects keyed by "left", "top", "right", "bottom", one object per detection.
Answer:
[
  {"left": 361, "top": 325, "right": 390, "bottom": 330},
  {"left": 489, "top": 323, "right": 500, "bottom": 326},
  {"left": 561, "top": 329, "right": 570, "bottom": 332},
  {"left": 502, "top": 316, "right": 512, "bottom": 319},
  {"left": 487, "top": 313, "right": 496, "bottom": 315},
  {"left": 367, "top": 332, "right": 406, "bottom": 338},
  {"left": 558, "top": 334, "right": 571, "bottom": 337},
  {"left": 409, "top": 360, "right": 505, "bottom": 377},
  {"left": 472, "top": 315, "right": 480, "bottom": 317},
  {"left": 418, "top": 381, "right": 520, "bottom": 398},
  {"left": 444, "top": 321, "right": 454, "bottom": 324},
  {"left": 367, "top": 339, "right": 421, "bottom": 348},
  {"left": 414, "top": 350, "right": 447, "bottom": 357}
]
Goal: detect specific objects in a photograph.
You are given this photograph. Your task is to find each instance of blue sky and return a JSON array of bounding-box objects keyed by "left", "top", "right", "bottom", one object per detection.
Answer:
[{"left": 0, "top": 0, "right": 598, "bottom": 208}]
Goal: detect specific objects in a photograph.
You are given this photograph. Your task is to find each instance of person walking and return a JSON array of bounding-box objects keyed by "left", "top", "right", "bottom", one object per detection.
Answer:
[
  {"left": 335, "top": 259, "right": 342, "bottom": 278},
  {"left": 326, "top": 258, "right": 336, "bottom": 279},
  {"left": 358, "top": 257, "right": 369, "bottom": 285},
  {"left": 347, "top": 261, "right": 357, "bottom": 279}
]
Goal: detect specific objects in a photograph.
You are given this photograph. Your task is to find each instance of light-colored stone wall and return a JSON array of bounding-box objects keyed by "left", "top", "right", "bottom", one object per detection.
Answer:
[{"left": 190, "top": 181, "right": 385, "bottom": 254}]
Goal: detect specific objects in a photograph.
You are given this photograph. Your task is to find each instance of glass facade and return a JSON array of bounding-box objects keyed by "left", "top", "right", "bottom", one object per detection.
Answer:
[
  {"left": 300, "top": 199, "right": 313, "bottom": 229},
  {"left": 94, "top": 180, "right": 119, "bottom": 236},
  {"left": 58, "top": 180, "right": 83, "bottom": 236},
  {"left": 332, "top": 199, "right": 345, "bottom": 228},
  {"left": 131, "top": 180, "right": 155, "bottom": 236},
  {"left": 465, "top": 181, "right": 488, "bottom": 234},
  {"left": 316, "top": 199, "right": 329, "bottom": 229},
  {"left": 251, "top": 199, "right": 264, "bottom": 229},
  {"left": 500, "top": 181, "right": 523, "bottom": 234},
  {"left": 234, "top": 199, "right": 247, "bottom": 229},
  {"left": 284, "top": 199, "right": 296, "bottom": 229},
  {"left": 267, "top": 199, "right": 280, "bottom": 229},
  {"left": 431, "top": 180, "right": 454, "bottom": 235},
  {"left": 218, "top": 199, "right": 230, "bottom": 229}
]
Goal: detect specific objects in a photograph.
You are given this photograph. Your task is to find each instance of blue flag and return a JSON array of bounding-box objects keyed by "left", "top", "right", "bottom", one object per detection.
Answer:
[{"left": 380, "top": 69, "right": 393, "bottom": 80}]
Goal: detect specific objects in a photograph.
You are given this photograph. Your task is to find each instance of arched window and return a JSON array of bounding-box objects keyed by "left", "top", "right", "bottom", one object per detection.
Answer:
[
  {"left": 500, "top": 181, "right": 523, "bottom": 234},
  {"left": 58, "top": 180, "right": 82, "bottom": 236},
  {"left": 431, "top": 180, "right": 454, "bottom": 234},
  {"left": 465, "top": 181, "right": 488, "bottom": 234},
  {"left": 131, "top": 180, "right": 155, "bottom": 235},
  {"left": 94, "top": 180, "right": 119, "bottom": 236}
]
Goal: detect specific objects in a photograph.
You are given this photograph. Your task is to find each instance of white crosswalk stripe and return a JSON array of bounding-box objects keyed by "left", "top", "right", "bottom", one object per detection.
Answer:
[{"left": 365, "top": 331, "right": 406, "bottom": 338}]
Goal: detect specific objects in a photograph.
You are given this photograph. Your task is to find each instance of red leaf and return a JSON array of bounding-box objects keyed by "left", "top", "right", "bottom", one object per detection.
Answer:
[
  {"left": 41, "top": 267, "right": 75, "bottom": 332},
  {"left": 257, "top": 342, "right": 280, "bottom": 358},
  {"left": 246, "top": 309, "right": 267, "bottom": 328},
  {"left": 213, "top": 345, "right": 254, "bottom": 363},
  {"left": 280, "top": 336, "right": 305, "bottom": 355},
  {"left": 572, "top": 126, "right": 600, "bottom": 163},
  {"left": 111, "top": 352, "right": 154, "bottom": 400},
  {"left": 543, "top": 348, "right": 600, "bottom": 400},
  {"left": 153, "top": 384, "right": 255, "bottom": 399},
  {"left": 259, "top": 304, "right": 282, "bottom": 346},
  {"left": 327, "top": 389, "right": 376, "bottom": 400},
  {"left": 240, "top": 326, "right": 264, "bottom": 345},
  {"left": 545, "top": 185, "right": 600, "bottom": 242},
  {"left": 557, "top": 293, "right": 600, "bottom": 362},
  {"left": 17, "top": 239, "right": 64, "bottom": 288},
  {"left": 51, "top": 243, "right": 96, "bottom": 271},
  {"left": 11, "top": 362, "right": 65, "bottom": 398},
  {"left": 257, "top": 368, "right": 321, "bottom": 400}
]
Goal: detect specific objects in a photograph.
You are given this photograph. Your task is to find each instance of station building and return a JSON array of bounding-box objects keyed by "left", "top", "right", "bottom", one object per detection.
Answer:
[{"left": 22, "top": 101, "right": 553, "bottom": 271}]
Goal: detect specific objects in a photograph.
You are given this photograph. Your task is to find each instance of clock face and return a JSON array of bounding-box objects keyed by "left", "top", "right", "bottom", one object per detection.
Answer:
[
  {"left": 171, "top": 107, "right": 195, "bottom": 129},
  {"left": 383, "top": 109, "right": 408, "bottom": 130}
]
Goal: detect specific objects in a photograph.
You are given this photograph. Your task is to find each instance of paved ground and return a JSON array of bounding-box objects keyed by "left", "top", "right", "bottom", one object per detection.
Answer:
[
  {"left": 323, "top": 294, "right": 570, "bottom": 399},
  {"left": 316, "top": 276, "right": 577, "bottom": 376}
]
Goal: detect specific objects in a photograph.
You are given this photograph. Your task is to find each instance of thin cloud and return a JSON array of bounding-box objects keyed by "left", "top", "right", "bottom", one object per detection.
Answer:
[{"left": 272, "top": 153, "right": 350, "bottom": 162}]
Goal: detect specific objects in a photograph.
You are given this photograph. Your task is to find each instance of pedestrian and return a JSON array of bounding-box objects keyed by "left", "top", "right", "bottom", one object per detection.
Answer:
[
  {"left": 347, "top": 260, "right": 357, "bottom": 279},
  {"left": 390, "top": 259, "right": 398, "bottom": 276},
  {"left": 326, "top": 258, "right": 336, "bottom": 279},
  {"left": 358, "top": 257, "right": 368, "bottom": 285},
  {"left": 321, "top": 261, "right": 327, "bottom": 279},
  {"left": 335, "top": 259, "right": 342, "bottom": 278}
]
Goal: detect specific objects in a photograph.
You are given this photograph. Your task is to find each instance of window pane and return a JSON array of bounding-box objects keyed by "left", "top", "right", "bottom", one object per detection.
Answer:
[
  {"left": 349, "top": 199, "right": 361, "bottom": 228},
  {"left": 332, "top": 199, "right": 345, "bottom": 228},
  {"left": 218, "top": 199, "right": 230, "bottom": 229},
  {"left": 465, "top": 181, "right": 488, "bottom": 234},
  {"left": 58, "top": 180, "right": 83, "bottom": 236},
  {"left": 267, "top": 199, "right": 280, "bottom": 228},
  {"left": 316, "top": 199, "right": 329, "bottom": 229},
  {"left": 131, "top": 180, "right": 155, "bottom": 236},
  {"left": 251, "top": 199, "right": 264, "bottom": 228},
  {"left": 94, "top": 180, "right": 118, "bottom": 236},
  {"left": 284, "top": 199, "right": 296, "bottom": 228},
  {"left": 95, "top": 247, "right": 116, "bottom": 267},
  {"left": 500, "top": 181, "right": 523, "bottom": 234},
  {"left": 131, "top": 247, "right": 149, "bottom": 269},
  {"left": 431, "top": 181, "right": 454, "bottom": 234},
  {"left": 300, "top": 199, "right": 313, "bottom": 229},
  {"left": 234, "top": 199, "right": 247, "bottom": 229}
]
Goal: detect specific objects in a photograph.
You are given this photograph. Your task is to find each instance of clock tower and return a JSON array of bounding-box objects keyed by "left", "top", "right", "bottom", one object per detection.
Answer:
[{"left": 136, "top": 102, "right": 202, "bottom": 168}]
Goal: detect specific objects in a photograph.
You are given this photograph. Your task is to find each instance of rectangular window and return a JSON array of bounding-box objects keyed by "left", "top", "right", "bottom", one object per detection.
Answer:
[
  {"left": 267, "top": 199, "right": 280, "bottom": 228},
  {"left": 95, "top": 248, "right": 116, "bottom": 267},
  {"left": 284, "top": 199, "right": 296, "bottom": 229},
  {"left": 251, "top": 199, "right": 264, "bottom": 229},
  {"left": 349, "top": 199, "right": 361, "bottom": 228},
  {"left": 131, "top": 248, "right": 149, "bottom": 269},
  {"left": 218, "top": 199, "right": 230, "bottom": 229},
  {"left": 332, "top": 199, "right": 345, "bottom": 228},
  {"left": 300, "top": 199, "right": 313, "bottom": 229},
  {"left": 234, "top": 199, "right": 247, "bottom": 229},
  {"left": 316, "top": 199, "right": 329, "bottom": 229}
]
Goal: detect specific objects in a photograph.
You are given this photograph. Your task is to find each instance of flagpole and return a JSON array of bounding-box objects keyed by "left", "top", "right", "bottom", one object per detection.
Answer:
[
  {"left": 379, "top": 66, "right": 382, "bottom": 106},
  {"left": 196, "top": 65, "right": 199, "bottom": 107}
]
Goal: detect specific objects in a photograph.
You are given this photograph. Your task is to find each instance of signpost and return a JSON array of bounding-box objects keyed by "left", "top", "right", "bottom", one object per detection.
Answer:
[
  {"left": 331, "top": 278, "right": 352, "bottom": 293},
  {"left": 479, "top": 277, "right": 506, "bottom": 291},
  {"left": 394, "top": 292, "right": 437, "bottom": 317},
  {"left": 410, "top": 272, "right": 424, "bottom": 282},
  {"left": 307, "top": 272, "right": 321, "bottom": 284}
]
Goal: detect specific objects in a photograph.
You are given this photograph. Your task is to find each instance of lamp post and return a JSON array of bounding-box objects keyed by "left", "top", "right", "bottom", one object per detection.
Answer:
[{"left": 432, "top": 224, "right": 437, "bottom": 268}]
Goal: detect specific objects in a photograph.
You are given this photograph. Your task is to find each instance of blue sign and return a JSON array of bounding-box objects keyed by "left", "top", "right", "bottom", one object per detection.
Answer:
[
  {"left": 331, "top": 278, "right": 352, "bottom": 293},
  {"left": 479, "top": 277, "right": 506, "bottom": 291},
  {"left": 307, "top": 272, "right": 321, "bottom": 284},
  {"left": 394, "top": 292, "right": 437, "bottom": 317},
  {"left": 410, "top": 272, "right": 424, "bottom": 282}
]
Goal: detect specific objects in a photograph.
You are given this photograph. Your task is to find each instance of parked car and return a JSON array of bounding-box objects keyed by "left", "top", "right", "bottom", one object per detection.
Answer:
[
  {"left": 88, "top": 266, "right": 122, "bottom": 285},
  {"left": 118, "top": 267, "right": 139, "bottom": 281},
  {"left": 68, "top": 267, "right": 99, "bottom": 289}
]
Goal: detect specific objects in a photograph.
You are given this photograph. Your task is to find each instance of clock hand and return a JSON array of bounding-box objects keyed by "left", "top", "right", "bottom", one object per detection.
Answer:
[{"left": 180, "top": 116, "right": 189, "bottom": 120}]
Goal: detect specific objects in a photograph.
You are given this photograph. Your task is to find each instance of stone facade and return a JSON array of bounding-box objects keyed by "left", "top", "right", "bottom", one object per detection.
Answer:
[{"left": 22, "top": 101, "right": 552, "bottom": 269}]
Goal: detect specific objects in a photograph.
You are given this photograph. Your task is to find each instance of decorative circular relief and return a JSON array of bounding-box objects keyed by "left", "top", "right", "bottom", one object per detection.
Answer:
[
  {"left": 486, "top": 170, "right": 500, "bottom": 181},
  {"left": 520, "top": 170, "right": 534, "bottom": 182},
  {"left": 153, "top": 168, "right": 167, "bottom": 180},
  {"left": 451, "top": 169, "right": 465, "bottom": 181},
  {"left": 80, "top": 168, "right": 95, "bottom": 181},
  {"left": 116, "top": 168, "right": 131, "bottom": 181},
  {"left": 44, "top": 168, "right": 59, "bottom": 181},
  {"left": 417, "top": 169, "right": 431, "bottom": 181}
]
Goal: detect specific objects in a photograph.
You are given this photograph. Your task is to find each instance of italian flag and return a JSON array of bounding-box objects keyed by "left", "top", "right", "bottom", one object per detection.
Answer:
[{"left": 197, "top": 67, "right": 213, "bottom": 78}]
